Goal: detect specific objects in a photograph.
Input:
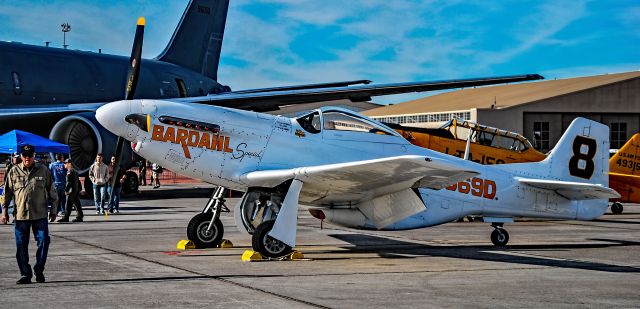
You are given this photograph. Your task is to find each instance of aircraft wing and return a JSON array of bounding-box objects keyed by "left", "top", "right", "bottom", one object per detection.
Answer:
[
  {"left": 239, "top": 155, "right": 479, "bottom": 205},
  {"left": 516, "top": 178, "right": 621, "bottom": 200},
  {"left": 174, "top": 74, "right": 544, "bottom": 112},
  {"left": 0, "top": 74, "right": 542, "bottom": 119},
  {"left": 0, "top": 103, "right": 106, "bottom": 120}
]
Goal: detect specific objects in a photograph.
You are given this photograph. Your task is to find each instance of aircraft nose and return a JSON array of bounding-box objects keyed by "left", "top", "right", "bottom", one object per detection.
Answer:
[{"left": 96, "top": 100, "right": 131, "bottom": 138}]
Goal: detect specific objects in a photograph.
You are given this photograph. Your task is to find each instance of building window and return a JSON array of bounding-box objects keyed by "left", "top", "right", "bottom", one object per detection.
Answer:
[
  {"left": 370, "top": 111, "right": 471, "bottom": 125},
  {"left": 11, "top": 72, "right": 22, "bottom": 95},
  {"left": 533, "top": 122, "right": 549, "bottom": 151},
  {"left": 610, "top": 122, "right": 627, "bottom": 149}
]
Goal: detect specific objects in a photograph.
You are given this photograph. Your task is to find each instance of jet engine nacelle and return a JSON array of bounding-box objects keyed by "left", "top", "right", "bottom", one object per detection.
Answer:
[{"left": 50, "top": 112, "right": 141, "bottom": 192}]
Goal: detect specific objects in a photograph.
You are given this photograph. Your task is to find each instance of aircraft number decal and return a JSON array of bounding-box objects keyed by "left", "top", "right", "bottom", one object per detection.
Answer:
[
  {"left": 615, "top": 158, "right": 640, "bottom": 171},
  {"left": 446, "top": 177, "right": 497, "bottom": 200},
  {"left": 568, "top": 136, "right": 597, "bottom": 179}
]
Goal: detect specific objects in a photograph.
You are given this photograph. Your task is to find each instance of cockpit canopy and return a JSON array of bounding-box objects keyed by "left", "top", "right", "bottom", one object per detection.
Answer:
[{"left": 296, "top": 107, "right": 398, "bottom": 137}]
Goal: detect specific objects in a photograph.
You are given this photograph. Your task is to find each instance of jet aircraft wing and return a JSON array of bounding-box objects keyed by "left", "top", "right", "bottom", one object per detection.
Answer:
[
  {"left": 0, "top": 103, "right": 106, "bottom": 120},
  {"left": 0, "top": 74, "right": 542, "bottom": 119},
  {"left": 239, "top": 155, "right": 479, "bottom": 205},
  {"left": 516, "top": 178, "right": 620, "bottom": 200},
  {"left": 172, "top": 74, "right": 544, "bottom": 112}
]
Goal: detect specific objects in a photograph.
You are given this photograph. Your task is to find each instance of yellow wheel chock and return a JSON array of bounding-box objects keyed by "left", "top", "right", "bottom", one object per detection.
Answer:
[
  {"left": 241, "top": 250, "right": 305, "bottom": 262},
  {"left": 176, "top": 239, "right": 233, "bottom": 250},
  {"left": 218, "top": 239, "right": 234, "bottom": 248},
  {"left": 176, "top": 240, "right": 196, "bottom": 250}
]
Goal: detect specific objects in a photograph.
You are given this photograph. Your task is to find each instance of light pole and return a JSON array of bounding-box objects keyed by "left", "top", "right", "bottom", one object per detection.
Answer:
[{"left": 61, "top": 22, "right": 71, "bottom": 49}]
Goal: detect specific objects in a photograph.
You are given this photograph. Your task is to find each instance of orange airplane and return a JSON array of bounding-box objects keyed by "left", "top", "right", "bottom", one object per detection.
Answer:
[
  {"left": 385, "top": 118, "right": 546, "bottom": 165},
  {"left": 386, "top": 118, "right": 636, "bottom": 214},
  {"left": 608, "top": 133, "right": 640, "bottom": 214}
]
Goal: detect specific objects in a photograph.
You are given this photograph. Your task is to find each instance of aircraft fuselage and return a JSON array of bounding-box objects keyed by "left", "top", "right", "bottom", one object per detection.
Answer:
[
  {"left": 97, "top": 99, "right": 610, "bottom": 231},
  {"left": 0, "top": 41, "right": 226, "bottom": 108}
]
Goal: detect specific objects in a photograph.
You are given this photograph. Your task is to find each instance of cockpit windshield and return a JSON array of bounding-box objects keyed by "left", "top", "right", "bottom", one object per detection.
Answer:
[
  {"left": 323, "top": 111, "right": 394, "bottom": 135},
  {"left": 296, "top": 111, "right": 321, "bottom": 134}
]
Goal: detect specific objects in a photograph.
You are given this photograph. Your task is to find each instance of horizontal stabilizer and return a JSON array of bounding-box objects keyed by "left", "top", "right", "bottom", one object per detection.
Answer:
[{"left": 516, "top": 177, "right": 620, "bottom": 200}]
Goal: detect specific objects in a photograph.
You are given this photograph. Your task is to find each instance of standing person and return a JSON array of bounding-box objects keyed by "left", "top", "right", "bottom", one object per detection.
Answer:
[
  {"left": 2, "top": 153, "right": 21, "bottom": 220},
  {"left": 149, "top": 161, "right": 154, "bottom": 187},
  {"left": 107, "top": 156, "right": 127, "bottom": 213},
  {"left": 1, "top": 144, "right": 58, "bottom": 284},
  {"left": 3, "top": 152, "right": 20, "bottom": 184},
  {"left": 137, "top": 160, "right": 147, "bottom": 186},
  {"left": 88, "top": 153, "right": 108, "bottom": 214},
  {"left": 57, "top": 159, "right": 83, "bottom": 222},
  {"left": 49, "top": 154, "right": 67, "bottom": 216},
  {"left": 151, "top": 162, "right": 162, "bottom": 189}
]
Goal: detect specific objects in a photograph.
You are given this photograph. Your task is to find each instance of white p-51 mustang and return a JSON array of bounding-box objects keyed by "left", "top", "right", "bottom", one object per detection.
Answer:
[{"left": 96, "top": 100, "right": 619, "bottom": 258}]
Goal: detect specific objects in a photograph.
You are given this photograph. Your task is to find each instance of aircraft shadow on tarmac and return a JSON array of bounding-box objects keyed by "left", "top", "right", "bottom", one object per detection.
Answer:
[
  {"left": 327, "top": 234, "right": 640, "bottom": 273},
  {"left": 592, "top": 218, "right": 640, "bottom": 225}
]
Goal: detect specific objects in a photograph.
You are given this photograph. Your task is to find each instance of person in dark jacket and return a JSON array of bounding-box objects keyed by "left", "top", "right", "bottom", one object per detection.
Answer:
[
  {"left": 49, "top": 154, "right": 67, "bottom": 216},
  {"left": 107, "top": 156, "right": 127, "bottom": 213},
  {"left": 57, "top": 159, "right": 83, "bottom": 223}
]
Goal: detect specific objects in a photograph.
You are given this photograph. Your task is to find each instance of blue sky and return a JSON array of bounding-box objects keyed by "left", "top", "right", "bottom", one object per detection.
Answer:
[{"left": 0, "top": 0, "right": 638, "bottom": 104}]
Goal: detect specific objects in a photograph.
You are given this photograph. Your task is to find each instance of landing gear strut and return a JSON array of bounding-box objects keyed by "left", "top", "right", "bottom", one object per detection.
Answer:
[
  {"left": 187, "top": 187, "right": 230, "bottom": 248},
  {"left": 611, "top": 202, "right": 623, "bottom": 215},
  {"left": 490, "top": 223, "right": 509, "bottom": 246}
]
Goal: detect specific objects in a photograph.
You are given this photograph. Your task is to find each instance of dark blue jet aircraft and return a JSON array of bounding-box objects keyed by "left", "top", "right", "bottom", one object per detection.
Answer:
[{"left": 0, "top": 0, "right": 543, "bottom": 194}]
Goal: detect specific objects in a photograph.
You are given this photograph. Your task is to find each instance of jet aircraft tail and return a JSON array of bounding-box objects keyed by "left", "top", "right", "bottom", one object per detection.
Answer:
[
  {"left": 609, "top": 133, "right": 640, "bottom": 176},
  {"left": 155, "top": 0, "right": 229, "bottom": 80}
]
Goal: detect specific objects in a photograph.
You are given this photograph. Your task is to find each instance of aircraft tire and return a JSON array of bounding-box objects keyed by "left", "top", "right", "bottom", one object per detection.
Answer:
[
  {"left": 123, "top": 171, "right": 139, "bottom": 194},
  {"left": 252, "top": 220, "right": 292, "bottom": 259},
  {"left": 491, "top": 228, "right": 509, "bottom": 246},
  {"left": 187, "top": 212, "right": 224, "bottom": 248},
  {"left": 611, "top": 202, "right": 624, "bottom": 215}
]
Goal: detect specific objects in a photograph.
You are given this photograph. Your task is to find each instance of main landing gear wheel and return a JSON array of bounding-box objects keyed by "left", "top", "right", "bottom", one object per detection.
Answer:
[
  {"left": 123, "top": 171, "right": 139, "bottom": 194},
  {"left": 187, "top": 212, "right": 224, "bottom": 248},
  {"left": 491, "top": 228, "right": 509, "bottom": 246},
  {"left": 252, "top": 220, "right": 292, "bottom": 259},
  {"left": 611, "top": 202, "right": 624, "bottom": 215}
]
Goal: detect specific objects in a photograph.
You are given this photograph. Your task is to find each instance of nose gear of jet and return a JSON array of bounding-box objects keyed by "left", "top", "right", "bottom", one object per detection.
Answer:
[
  {"left": 252, "top": 220, "right": 292, "bottom": 258},
  {"left": 611, "top": 202, "right": 623, "bottom": 215},
  {"left": 490, "top": 223, "right": 509, "bottom": 246},
  {"left": 186, "top": 186, "right": 230, "bottom": 248}
]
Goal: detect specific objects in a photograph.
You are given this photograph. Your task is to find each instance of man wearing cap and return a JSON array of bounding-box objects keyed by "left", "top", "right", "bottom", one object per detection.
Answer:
[
  {"left": 1, "top": 144, "right": 58, "bottom": 284},
  {"left": 58, "top": 159, "right": 83, "bottom": 222}
]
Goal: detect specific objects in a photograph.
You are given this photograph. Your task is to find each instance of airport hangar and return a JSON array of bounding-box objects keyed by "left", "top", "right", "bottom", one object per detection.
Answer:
[{"left": 363, "top": 71, "right": 640, "bottom": 153}]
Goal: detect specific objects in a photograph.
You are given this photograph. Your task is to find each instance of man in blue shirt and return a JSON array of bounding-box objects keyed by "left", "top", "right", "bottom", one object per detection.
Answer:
[{"left": 49, "top": 154, "right": 67, "bottom": 216}]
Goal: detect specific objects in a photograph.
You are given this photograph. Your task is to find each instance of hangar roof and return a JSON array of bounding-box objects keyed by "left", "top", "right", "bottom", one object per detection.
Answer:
[{"left": 363, "top": 71, "right": 640, "bottom": 116}]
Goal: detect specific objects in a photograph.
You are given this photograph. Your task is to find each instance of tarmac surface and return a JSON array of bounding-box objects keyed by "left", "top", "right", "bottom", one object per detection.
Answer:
[{"left": 0, "top": 183, "right": 639, "bottom": 308}]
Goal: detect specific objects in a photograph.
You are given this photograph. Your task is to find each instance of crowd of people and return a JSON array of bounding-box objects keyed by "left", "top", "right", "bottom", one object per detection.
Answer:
[{"left": 0, "top": 145, "right": 164, "bottom": 284}]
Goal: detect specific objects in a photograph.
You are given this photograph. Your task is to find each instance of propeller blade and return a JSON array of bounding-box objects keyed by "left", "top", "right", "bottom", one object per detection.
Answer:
[
  {"left": 109, "top": 17, "right": 145, "bottom": 203},
  {"left": 124, "top": 17, "right": 145, "bottom": 100}
]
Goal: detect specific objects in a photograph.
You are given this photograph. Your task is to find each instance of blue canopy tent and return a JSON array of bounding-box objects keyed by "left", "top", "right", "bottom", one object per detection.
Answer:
[{"left": 0, "top": 130, "right": 69, "bottom": 154}]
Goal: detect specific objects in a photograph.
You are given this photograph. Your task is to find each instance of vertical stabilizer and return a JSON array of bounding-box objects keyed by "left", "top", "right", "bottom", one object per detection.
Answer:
[
  {"left": 155, "top": 0, "right": 229, "bottom": 80},
  {"left": 543, "top": 117, "right": 610, "bottom": 185},
  {"left": 498, "top": 117, "right": 610, "bottom": 186},
  {"left": 610, "top": 133, "right": 640, "bottom": 176}
]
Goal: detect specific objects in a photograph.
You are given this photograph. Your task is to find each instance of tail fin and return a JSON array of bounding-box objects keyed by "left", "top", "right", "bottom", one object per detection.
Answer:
[
  {"left": 610, "top": 133, "right": 640, "bottom": 176},
  {"left": 155, "top": 0, "right": 229, "bottom": 80},
  {"left": 543, "top": 117, "right": 610, "bottom": 184}
]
